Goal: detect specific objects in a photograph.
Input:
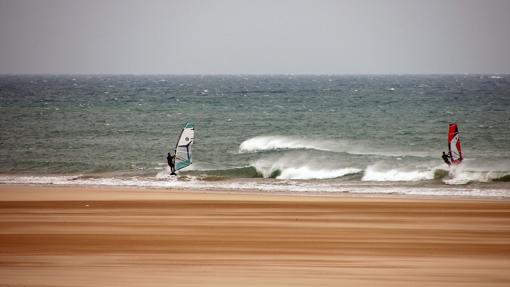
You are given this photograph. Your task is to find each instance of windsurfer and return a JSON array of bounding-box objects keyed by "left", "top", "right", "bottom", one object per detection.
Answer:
[
  {"left": 441, "top": 151, "right": 451, "bottom": 166},
  {"left": 167, "top": 152, "right": 176, "bottom": 175}
]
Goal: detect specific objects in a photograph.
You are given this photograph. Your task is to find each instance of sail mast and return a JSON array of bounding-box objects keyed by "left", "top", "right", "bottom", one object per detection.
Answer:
[{"left": 173, "top": 122, "right": 195, "bottom": 171}]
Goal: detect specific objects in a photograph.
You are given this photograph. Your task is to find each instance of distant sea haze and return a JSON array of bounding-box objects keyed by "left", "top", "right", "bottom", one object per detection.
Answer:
[{"left": 1, "top": 75, "right": 509, "bottom": 197}]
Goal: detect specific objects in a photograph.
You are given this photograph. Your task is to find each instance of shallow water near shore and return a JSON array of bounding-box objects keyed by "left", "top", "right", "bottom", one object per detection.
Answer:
[{"left": 1, "top": 75, "right": 509, "bottom": 197}]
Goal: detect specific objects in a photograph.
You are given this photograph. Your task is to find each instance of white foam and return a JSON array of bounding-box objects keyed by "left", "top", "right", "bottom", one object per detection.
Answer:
[
  {"left": 155, "top": 167, "right": 175, "bottom": 179},
  {"left": 443, "top": 166, "right": 508, "bottom": 185},
  {"left": 444, "top": 172, "right": 488, "bottom": 185},
  {"left": 362, "top": 165, "right": 435, "bottom": 182},
  {"left": 251, "top": 152, "right": 362, "bottom": 180},
  {"left": 0, "top": 175, "right": 508, "bottom": 198}
]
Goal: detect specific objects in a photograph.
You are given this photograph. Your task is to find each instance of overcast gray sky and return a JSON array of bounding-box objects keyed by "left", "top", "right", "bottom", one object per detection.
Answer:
[{"left": 1, "top": 0, "right": 509, "bottom": 74}]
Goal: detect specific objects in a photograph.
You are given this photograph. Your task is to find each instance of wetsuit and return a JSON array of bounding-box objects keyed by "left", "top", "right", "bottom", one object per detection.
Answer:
[
  {"left": 442, "top": 153, "right": 451, "bottom": 166},
  {"left": 167, "top": 154, "right": 176, "bottom": 175}
]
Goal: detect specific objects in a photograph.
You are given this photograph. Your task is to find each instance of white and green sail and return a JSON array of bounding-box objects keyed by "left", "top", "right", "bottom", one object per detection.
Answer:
[{"left": 174, "top": 122, "right": 194, "bottom": 171}]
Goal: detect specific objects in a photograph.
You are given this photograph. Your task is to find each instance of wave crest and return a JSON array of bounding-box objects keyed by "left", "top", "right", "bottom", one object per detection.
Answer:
[
  {"left": 238, "top": 135, "right": 435, "bottom": 158},
  {"left": 239, "top": 136, "right": 333, "bottom": 153},
  {"left": 276, "top": 166, "right": 362, "bottom": 180}
]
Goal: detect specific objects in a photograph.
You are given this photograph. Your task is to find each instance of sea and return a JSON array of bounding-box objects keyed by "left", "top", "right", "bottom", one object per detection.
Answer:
[{"left": 1, "top": 75, "right": 509, "bottom": 198}]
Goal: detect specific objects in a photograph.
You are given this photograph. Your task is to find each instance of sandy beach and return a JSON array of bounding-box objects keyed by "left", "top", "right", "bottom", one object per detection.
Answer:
[{"left": 0, "top": 185, "right": 509, "bottom": 286}]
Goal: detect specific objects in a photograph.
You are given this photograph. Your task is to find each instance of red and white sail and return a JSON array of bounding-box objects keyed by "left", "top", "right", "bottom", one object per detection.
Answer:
[{"left": 448, "top": 123, "right": 463, "bottom": 165}]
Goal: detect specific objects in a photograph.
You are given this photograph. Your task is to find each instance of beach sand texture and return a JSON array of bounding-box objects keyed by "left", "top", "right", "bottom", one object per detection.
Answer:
[{"left": 1, "top": 185, "right": 510, "bottom": 286}]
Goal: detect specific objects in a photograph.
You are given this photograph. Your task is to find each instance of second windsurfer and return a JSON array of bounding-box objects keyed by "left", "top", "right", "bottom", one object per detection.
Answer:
[{"left": 441, "top": 151, "right": 451, "bottom": 166}]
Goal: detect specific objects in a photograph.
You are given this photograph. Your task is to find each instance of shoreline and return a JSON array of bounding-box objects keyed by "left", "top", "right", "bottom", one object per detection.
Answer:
[
  {"left": 1, "top": 182, "right": 509, "bottom": 202},
  {"left": 1, "top": 184, "right": 510, "bottom": 286},
  {"left": 1, "top": 171, "right": 510, "bottom": 199}
]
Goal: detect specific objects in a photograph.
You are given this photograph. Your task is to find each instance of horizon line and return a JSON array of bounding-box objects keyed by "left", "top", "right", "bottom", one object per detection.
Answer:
[{"left": 0, "top": 72, "right": 508, "bottom": 77}]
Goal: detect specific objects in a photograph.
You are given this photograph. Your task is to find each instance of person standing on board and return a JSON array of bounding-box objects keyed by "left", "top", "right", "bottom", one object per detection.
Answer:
[
  {"left": 167, "top": 152, "right": 176, "bottom": 175},
  {"left": 441, "top": 151, "right": 451, "bottom": 166}
]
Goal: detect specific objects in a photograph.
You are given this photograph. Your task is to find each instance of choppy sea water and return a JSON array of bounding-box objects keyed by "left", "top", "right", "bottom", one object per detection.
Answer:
[{"left": 1, "top": 75, "right": 509, "bottom": 197}]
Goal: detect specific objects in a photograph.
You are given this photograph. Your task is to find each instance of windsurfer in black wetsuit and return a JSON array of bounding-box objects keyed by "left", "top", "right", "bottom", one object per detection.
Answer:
[
  {"left": 167, "top": 152, "right": 176, "bottom": 175},
  {"left": 441, "top": 151, "right": 451, "bottom": 166}
]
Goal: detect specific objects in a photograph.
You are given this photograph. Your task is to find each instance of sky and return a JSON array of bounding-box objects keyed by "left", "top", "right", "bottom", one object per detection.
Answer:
[{"left": 0, "top": 0, "right": 509, "bottom": 74}]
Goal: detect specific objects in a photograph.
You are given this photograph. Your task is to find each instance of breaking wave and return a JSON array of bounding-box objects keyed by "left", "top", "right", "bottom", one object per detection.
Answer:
[
  {"left": 174, "top": 165, "right": 361, "bottom": 180},
  {"left": 362, "top": 164, "right": 436, "bottom": 182},
  {"left": 361, "top": 163, "right": 510, "bottom": 184},
  {"left": 238, "top": 135, "right": 434, "bottom": 158},
  {"left": 444, "top": 168, "right": 510, "bottom": 185},
  {"left": 254, "top": 165, "right": 362, "bottom": 180},
  {"left": 239, "top": 136, "right": 334, "bottom": 153},
  {"left": 250, "top": 151, "right": 363, "bottom": 180}
]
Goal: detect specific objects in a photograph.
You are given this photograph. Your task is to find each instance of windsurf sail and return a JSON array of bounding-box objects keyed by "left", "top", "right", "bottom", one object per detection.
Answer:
[
  {"left": 174, "top": 122, "right": 194, "bottom": 171},
  {"left": 448, "top": 123, "right": 463, "bottom": 165}
]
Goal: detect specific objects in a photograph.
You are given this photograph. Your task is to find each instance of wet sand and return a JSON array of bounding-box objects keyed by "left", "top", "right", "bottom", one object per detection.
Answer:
[{"left": 1, "top": 184, "right": 510, "bottom": 286}]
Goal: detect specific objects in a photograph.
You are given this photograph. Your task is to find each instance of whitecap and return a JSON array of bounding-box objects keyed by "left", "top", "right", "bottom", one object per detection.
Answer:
[
  {"left": 362, "top": 164, "right": 435, "bottom": 181},
  {"left": 239, "top": 136, "right": 334, "bottom": 153}
]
